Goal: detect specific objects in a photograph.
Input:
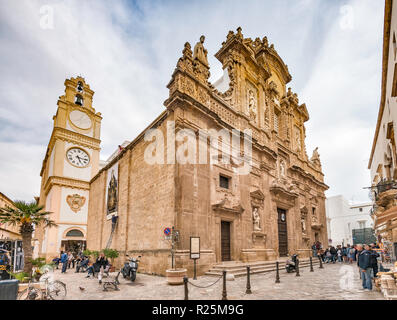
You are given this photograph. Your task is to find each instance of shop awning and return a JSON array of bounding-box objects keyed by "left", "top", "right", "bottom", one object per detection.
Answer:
[{"left": 375, "top": 206, "right": 397, "bottom": 227}]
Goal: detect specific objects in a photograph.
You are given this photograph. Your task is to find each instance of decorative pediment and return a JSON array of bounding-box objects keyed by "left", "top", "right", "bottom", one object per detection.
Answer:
[
  {"left": 250, "top": 190, "right": 265, "bottom": 201},
  {"left": 300, "top": 205, "right": 308, "bottom": 216},
  {"left": 270, "top": 179, "right": 299, "bottom": 201},
  {"left": 212, "top": 193, "right": 244, "bottom": 214},
  {"left": 311, "top": 222, "right": 323, "bottom": 230}
]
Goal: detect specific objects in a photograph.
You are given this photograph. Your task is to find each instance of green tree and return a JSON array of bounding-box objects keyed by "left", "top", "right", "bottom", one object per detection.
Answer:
[{"left": 0, "top": 200, "right": 56, "bottom": 275}]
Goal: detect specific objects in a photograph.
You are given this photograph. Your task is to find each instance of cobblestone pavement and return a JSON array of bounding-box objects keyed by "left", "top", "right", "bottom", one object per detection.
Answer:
[{"left": 53, "top": 263, "right": 385, "bottom": 300}]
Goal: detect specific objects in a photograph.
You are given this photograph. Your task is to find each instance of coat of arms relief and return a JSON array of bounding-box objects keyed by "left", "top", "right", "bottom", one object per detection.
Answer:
[{"left": 66, "top": 194, "right": 86, "bottom": 213}]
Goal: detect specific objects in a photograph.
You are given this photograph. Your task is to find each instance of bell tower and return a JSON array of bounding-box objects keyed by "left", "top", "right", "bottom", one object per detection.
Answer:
[{"left": 36, "top": 76, "right": 102, "bottom": 259}]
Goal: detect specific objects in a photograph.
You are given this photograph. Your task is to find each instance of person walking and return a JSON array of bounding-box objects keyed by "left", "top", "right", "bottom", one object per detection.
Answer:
[
  {"left": 370, "top": 243, "right": 380, "bottom": 278},
  {"left": 330, "top": 246, "right": 337, "bottom": 263},
  {"left": 337, "top": 246, "right": 343, "bottom": 263},
  {"left": 312, "top": 242, "right": 318, "bottom": 257},
  {"left": 60, "top": 251, "right": 68, "bottom": 274},
  {"left": 67, "top": 252, "right": 75, "bottom": 269},
  {"left": 348, "top": 245, "right": 355, "bottom": 264},
  {"left": 358, "top": 244, "right": 373, "bottom": 291}
]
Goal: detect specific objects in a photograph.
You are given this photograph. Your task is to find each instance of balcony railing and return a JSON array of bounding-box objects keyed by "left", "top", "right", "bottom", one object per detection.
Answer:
[{"left": 374, "top": 179, "right": 397, "bottom": 198}]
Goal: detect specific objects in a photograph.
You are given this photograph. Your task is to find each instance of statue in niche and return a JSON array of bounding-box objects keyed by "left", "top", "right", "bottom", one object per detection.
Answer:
[
  {"left": 253, "top": 207, "right": 261, "bottom": 231},
  {"left": 279, "top": 160, "right": 286, "bottom": 178},
  {"left": 301, "top": 216, "right": 306, "bottom": 234},
  {"left": 193, "top": 35, "right": 209, "bottom": 67},
  {"left": 247, "top": 89, "right": 257, "bottom": 120}
]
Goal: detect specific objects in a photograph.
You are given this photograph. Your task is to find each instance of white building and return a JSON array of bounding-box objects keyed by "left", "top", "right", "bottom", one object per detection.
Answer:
[
  {"left": 368, "top": 0, "right": 397, "bottom": 258},
  {"left": 326, "top": 195, "right": 373, "bottom": 246}
]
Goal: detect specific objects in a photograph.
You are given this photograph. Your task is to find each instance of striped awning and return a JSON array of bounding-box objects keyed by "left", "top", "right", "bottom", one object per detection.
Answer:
[{"left": 375, "top": 206, "right": 397, "bottom": 227}]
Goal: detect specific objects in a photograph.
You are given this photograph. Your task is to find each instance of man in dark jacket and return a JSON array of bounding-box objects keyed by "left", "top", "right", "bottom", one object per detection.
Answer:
[
  {"left": 358, "top": 244, "right": 373, "bottom": 290},
  {"left": 370, "top": 244, "right": 379, "bottom": 277},
  {"left": 330, "top": 246, "right": 337, "bottom": 263}
]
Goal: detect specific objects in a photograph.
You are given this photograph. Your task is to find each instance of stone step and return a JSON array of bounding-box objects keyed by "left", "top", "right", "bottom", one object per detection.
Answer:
[{"left": 205, "top": 258, "right": 320, "bottom": 277}]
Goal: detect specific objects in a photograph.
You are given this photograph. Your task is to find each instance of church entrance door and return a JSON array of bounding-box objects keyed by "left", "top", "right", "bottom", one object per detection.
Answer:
[
  {"left": 277, "top": 208, "right": 288, "bottom": 257},
  {"left": 221, "top": 221, "right": 231, "bottom": 261}
]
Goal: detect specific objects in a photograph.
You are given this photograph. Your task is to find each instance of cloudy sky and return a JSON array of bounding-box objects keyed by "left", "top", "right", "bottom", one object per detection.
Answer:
[{"left": 0, "top": 0, "right": 384, "bottom": 203}]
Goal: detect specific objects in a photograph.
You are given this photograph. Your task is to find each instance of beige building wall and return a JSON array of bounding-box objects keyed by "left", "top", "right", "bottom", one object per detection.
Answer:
[
  {"left": 369, "top": 0, "right": 397, "bottom": 254},
  {"left": 87, "top": 28, "right": 328, "bottom": 276},
  {"left": 0, "top": 192, "right": 21, "bottom": 240}
]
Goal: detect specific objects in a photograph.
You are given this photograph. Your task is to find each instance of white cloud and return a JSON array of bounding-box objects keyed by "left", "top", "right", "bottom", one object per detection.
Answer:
[{"left": 0, "top": 0, "right": 384, "bottom": 203}]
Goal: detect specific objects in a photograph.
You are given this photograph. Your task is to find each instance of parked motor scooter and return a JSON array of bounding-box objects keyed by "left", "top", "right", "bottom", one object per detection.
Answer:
[
  {"left": 121, "top": 255, "right": 141, "bottom": 282},
  {"left": 285, "top": 254, "right": 299, "bottom": 273}
]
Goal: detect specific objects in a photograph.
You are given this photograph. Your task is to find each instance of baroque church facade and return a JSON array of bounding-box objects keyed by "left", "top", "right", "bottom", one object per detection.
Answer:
[{"left": 87, "top": 28, "right": 328, "bottom": 276}]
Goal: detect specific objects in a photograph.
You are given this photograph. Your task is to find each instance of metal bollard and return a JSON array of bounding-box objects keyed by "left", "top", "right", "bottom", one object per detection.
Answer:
[
  {"left": 275, "top": 261, "right": 280, "bottom": 283},
  {"left": 319, "top": 256, "right": 324, "bottom": 269},
  {"left": 295, "top": 259, "right": 300, "bottom": 277},
  {"left": 183, "top": 276, "right": 188, "bottom": 300},
  {"left": 310, "top": 257, "right": 314, "bottom": 272},
  {"left": 222, "top": 270, "right": 227, "bottom": 300},
  {"left": 246, "top": 266, "right": 252, "bottom": 294}
]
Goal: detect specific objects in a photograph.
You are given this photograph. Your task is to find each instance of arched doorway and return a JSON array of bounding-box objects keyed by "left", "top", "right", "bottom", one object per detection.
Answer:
[{"left": 61, "top": 228, "right": 86, "bottom": 254}]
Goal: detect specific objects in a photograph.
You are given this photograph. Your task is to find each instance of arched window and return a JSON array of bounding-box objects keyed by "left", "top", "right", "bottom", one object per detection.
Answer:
[{"left": 65, "top": 229, "right": 84, "bottom": 237}]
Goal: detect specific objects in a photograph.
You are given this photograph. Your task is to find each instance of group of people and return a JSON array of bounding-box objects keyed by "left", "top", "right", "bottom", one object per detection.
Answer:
[
  {"left": 312, "top": 241, "right": 381, "bottom": 291},
  {"left": 0, "top": 249, "right": 10, "bottom": 280},
  {"left": 52, "top": 251, "right": 111, "bottom": 284}
]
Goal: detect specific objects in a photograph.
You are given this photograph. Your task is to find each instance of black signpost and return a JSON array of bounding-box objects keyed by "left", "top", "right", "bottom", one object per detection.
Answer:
[{"left": 190, "top": 236, "right": 200, "bottom": 280}]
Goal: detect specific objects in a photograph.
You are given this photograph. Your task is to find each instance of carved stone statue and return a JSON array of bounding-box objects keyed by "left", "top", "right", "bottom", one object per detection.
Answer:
[
  {"left": 193, "top": 35, "right": 209, "bottom": 67},
  {"left": 279, "top": 160, "right": 286, "bottom": 178},
  {"left": 301, "top": 216, "right": 306, "bottom": 234},
  {"left": 310, "top": 147, "right": 320, "bottom": 164},
  {"left": 253, "top": 207, "right": 261, "bottom": 231},
  {"left": 247, "top": 89, "right": 257, "bottom": 120}
]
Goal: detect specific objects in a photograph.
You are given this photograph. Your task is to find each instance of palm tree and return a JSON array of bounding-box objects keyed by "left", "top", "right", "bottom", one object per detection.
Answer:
[{"left": 0, "top": 200, "right": 56, "bottom": 275}]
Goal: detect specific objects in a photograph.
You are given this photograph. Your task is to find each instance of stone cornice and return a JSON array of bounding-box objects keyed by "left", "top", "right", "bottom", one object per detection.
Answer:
[
  {"left": 369, "top": 0, "right": 392, "bottom": 169},
  {"left": 44, "top": 176, "right": 90, "bottom": 196}
]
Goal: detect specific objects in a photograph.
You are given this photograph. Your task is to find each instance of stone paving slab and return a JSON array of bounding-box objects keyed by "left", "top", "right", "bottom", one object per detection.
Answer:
[{"left": 52, "top": 263, "right": 385, "bottom": 300}]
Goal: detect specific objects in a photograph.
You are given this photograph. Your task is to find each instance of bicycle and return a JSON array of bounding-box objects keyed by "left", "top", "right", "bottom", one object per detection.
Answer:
[{"left": 18, "top": 273, "right": 67, "bottom": 300}]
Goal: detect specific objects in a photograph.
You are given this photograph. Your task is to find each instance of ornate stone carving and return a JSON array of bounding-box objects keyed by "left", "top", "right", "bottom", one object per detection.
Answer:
[
  {"left": 193, "top": 35, "right": 209, "bottom": 67},
  {"left": 66, "top": 194, "right": 86, "bottom": 213},
  {"left": 295, "top": 126, "right": 301, "bottom": 152},
  {"left": 252, "top": 207, "right": 261, "bottom": 231},
  {"left": 245, "top": 81, "right": 258, "bottom": 121},
  {"left": 279, "top": 159, "right": 286, "bottom": 178}
]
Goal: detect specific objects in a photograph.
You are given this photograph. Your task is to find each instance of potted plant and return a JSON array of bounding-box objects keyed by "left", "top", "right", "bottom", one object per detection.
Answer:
[
  {"left": 8, "top": 271, "right": 32, "bottom": 292},
  {"left": 103, "top": 248, "right": 119, "bottom": 272},
  {"left": 165, "top": 228, "right": 186, "bottom": 285},
  {"left": 30, "top": 257, "right": 47, "bottom": 281}
]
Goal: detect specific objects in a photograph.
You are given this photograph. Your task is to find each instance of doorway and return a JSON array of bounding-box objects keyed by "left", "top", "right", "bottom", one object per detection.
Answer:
[
  {"left": 277, "top": 208, "right": 288, "bottom": 256},
  {"left": 221, "top": 221, "right": 231, "bottom": 261}
]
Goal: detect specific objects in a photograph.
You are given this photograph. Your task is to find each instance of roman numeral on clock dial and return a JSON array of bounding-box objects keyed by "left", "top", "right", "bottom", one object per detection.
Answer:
[{"left": 66, "top": 148, "right": 90, "bottom": 167}]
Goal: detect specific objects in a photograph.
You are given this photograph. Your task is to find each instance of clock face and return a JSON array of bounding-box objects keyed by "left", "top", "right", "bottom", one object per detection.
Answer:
[
  {"left": 66, "top": 148, "right": 90, "bottom": 167},
  {"left": 69, "top": 110, "right": 92, "bottom": 129}
]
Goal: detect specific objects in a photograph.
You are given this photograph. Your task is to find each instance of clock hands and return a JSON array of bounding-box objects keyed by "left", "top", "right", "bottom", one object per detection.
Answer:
[{"left": 76, "top": 155, "right": 87, "bottom": 165}]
